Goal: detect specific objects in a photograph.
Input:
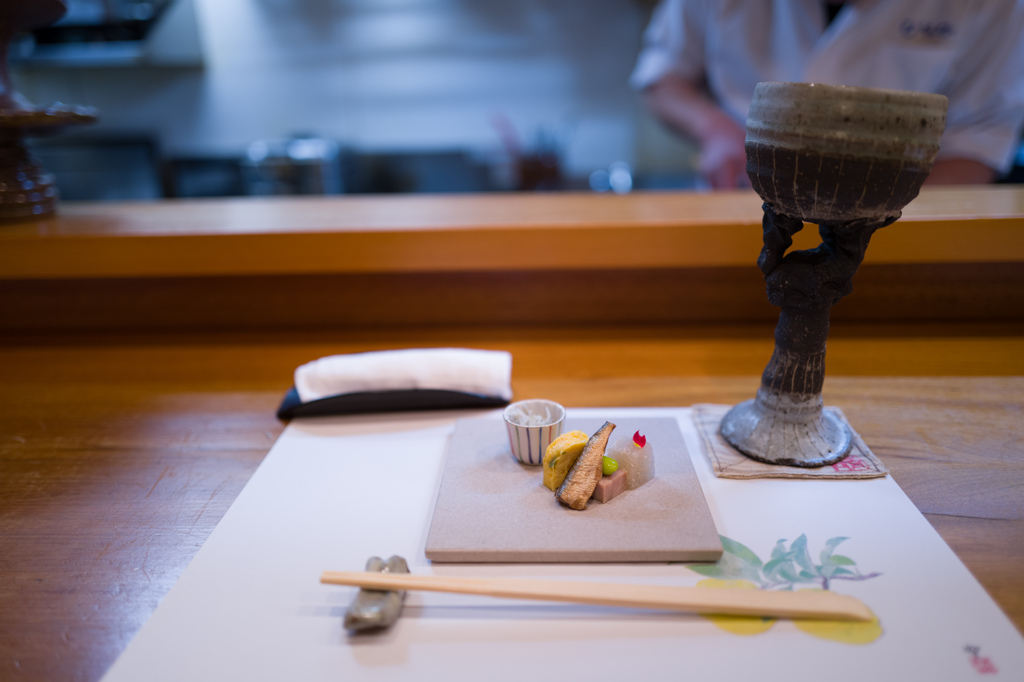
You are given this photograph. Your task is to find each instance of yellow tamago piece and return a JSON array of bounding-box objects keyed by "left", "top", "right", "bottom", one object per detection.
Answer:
[{"left": 542, "top": 430, "right": 589, "bottom": 491}]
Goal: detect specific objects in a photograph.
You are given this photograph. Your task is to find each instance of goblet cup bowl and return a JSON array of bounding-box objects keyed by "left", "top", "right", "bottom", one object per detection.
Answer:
[{"left": 745, "top": 82, "right": 947, "bottom": 223}]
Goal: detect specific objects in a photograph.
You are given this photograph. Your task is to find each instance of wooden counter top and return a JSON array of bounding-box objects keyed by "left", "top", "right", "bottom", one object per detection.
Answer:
[
  {"left": 2, "top": 188, "right": 1023, "bottom": 335},
  {"left": 1, "top": 190, "right": 1023, "bottom": 680},
  {"left": 1, "top": 327, "right": 1023, "bottom": 681},
  {"left": 1, "top": 187, "right": 1023, "bottom": 279}
]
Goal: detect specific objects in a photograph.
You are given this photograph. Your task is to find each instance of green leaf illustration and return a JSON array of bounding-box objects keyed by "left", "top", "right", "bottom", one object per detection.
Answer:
[
  {"left": 692, "top": 536, "right": 764, "bottom": 583},
  {"left": 715, "top": 550, "right": 764, "bottom": 583},
  {"left": 819, "top": 536, "right": 849, "bottom": 565},
  {"left": 790, "top": 535, "right": 816, "bottom": 576},
  {"left": 693, "top": 534, "right": 880, "bottom": 592},
  {"left": 689, "top": 564, "right": 726, "bottom": 578},
  {"left": 773, "top": 561, "right": 800, "bottom": 584},
  {"left": 719, "top": 536, "right": 764, "bottom": 569}
]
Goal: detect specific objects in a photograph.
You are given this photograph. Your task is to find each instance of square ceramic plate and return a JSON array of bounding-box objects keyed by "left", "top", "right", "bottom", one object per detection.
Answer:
[{"left": 425, "top": 416, "right": 722, "bottom": 562}]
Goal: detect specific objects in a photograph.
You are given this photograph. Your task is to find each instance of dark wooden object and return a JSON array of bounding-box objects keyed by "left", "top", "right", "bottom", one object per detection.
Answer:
[{"left": 0, "top": 0, "right": 95, "bottom": 221}]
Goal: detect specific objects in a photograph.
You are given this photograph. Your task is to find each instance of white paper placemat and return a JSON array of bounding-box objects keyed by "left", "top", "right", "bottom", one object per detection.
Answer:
[{"left": 101, "top": 407, "right": 1024, "bottom": 682}]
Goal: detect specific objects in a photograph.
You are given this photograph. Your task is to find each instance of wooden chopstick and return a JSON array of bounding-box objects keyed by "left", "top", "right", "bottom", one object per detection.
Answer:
[{"left": 320, "top": 571, "right": 873, "bottom": 622}]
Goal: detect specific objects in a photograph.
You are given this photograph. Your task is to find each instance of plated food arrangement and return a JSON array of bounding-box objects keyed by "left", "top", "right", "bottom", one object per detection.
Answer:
[
  {"left": 544, "top": 424, "right": 656, "bottom": 509},
  {"left": 424, "top": 413, "right": 721, "bottom": 563}
]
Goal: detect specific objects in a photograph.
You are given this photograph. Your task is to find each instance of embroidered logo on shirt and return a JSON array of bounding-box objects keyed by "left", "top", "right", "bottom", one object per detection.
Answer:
[{"left": 899, "top": 19, "right": 954, "bottom": 42}]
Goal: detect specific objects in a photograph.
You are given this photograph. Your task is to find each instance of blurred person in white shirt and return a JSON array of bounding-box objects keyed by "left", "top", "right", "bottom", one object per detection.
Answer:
[{"left": 632, "top": 0, "right": 1024, "bottom": 188}]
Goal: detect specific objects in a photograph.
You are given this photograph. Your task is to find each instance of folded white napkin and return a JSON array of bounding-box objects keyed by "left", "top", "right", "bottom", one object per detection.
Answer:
[{"left": 294, "top": 348, "right": 513, "bottom": 403}]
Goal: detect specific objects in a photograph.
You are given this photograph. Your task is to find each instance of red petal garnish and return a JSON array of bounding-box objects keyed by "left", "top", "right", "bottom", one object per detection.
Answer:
[{"left": 633, "top": 431, "right": 646, "bottom": 448}]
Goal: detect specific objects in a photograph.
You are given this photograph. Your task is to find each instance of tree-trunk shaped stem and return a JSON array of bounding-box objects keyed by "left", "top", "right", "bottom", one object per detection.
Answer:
[{"left": 720, "top": 204, "right": 894, "bottom": 467}]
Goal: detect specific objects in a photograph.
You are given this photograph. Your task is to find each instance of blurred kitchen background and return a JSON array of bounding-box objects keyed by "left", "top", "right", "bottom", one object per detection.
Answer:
[{"left": 9, "top": 0, "right": 710, "bottom": 201}]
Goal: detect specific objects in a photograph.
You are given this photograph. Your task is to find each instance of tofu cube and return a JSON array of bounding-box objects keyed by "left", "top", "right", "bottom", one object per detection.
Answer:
[{"left": 591, "top": 468, "right": 627, "bottom": 503}]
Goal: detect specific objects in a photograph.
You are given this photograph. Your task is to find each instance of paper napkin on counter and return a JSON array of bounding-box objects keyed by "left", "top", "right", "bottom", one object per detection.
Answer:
[
  {"left": 277, "top": 348, "right": 514, "bottom": 419},
  {"left": 295, "top": 348, "right": 513, "bottom": 402}
]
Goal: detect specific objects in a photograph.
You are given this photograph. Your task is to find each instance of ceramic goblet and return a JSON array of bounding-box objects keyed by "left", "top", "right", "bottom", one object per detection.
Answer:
[{"left": 720, "top": 82, "right": 947, "bottom": 467}]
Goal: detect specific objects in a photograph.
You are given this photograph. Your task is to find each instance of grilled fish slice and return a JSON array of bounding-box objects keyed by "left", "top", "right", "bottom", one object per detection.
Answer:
[{"left": 555, "top": 421, "right": 616, "bottom": 510}]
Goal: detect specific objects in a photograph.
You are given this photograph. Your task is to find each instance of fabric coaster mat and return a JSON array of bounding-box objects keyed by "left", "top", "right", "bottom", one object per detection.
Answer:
[{"left": 692, "top": 403, "right": 888, "bottom": 479}]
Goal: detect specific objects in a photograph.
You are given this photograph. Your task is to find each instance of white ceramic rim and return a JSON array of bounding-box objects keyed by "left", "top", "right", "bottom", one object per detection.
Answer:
[
  {"left": 502, "top": 399, "right": 565, "bottom": 427},
  {"left": 746, "top": 81, "right": 948, "bottom": 161},
  {"left": 753, "top": 81, "right": 948, "bottom": 108}
]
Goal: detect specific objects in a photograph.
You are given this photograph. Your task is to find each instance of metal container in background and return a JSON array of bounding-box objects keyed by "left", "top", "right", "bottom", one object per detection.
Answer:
[{"left": 241, "top": 137, "right": 342, "bottom": 195}]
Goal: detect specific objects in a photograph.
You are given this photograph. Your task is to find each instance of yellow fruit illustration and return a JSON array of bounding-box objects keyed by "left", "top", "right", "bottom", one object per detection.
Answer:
[
  {"left": 542, "top": 430, "right": 588, "bottom": 491},
  {"left": 792, "top": 590, "right": 883, "bottom": 644},
  {"left": 697, "top": 579, "right": 777, "bottom": 635}
]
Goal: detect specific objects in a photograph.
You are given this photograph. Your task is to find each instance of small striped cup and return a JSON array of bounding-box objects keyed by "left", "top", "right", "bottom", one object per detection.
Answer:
[{"left": 502, "top": 399, "right": 565, "bottom": 465}]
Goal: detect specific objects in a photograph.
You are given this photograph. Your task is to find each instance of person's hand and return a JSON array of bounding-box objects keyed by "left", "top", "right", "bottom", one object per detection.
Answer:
[
  {"left": 698, "top": 121, "right": 751, "bottom": 190},
  {"left": 924, "top": 158, "right": 996, "bottom": 185},
  {"left": 643, "top": 74, "right": 753, "bottom": 190}
]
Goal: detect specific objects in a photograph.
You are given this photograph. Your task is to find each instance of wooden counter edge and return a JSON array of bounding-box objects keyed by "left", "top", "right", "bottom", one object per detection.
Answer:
[{"left": 1, "top": 187, "right": 1022, "bottom": 279}]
